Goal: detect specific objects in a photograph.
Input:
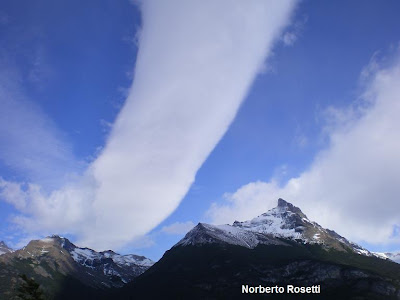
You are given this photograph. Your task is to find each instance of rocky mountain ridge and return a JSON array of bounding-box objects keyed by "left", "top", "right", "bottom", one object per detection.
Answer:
[
  {"left": 178, "top": 198, "right": 372, "bottom": 256},
  {"left": 2, "top": 199, "right": 400, "bottom": 299},
  {"left": 2, "top": 235, "right": 153, "bottom": 288},
  {"left": 0, "top": 235, "right": 154, "bottom": 299}
]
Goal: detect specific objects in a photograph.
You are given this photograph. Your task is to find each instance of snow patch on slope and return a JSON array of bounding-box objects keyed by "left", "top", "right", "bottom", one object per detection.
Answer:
[
  {"left": 176, "top": 223, "right": 286, "bottom": 249},
  {"left": 102, "top": 251, "right": 154, "bottom": 267},
  {"left": 70, "top": 247, "right": 155, "bottom": 269},
  {"left": 71, "top": 248, "right": 101, "bottom": 266},
  {"left": 232, "top": 207, "right": 302, "bottom": 239}
]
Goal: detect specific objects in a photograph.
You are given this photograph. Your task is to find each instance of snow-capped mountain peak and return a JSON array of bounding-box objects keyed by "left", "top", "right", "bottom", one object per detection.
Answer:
[
  {"left": 178, "top": 198, "right": 373, "bottom": 256},
  {"left": 231, "top": 198, "right": 311, "bottom": 240}
]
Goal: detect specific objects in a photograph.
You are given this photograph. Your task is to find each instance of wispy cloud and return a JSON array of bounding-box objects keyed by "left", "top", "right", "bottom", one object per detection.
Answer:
[
  {"left": 207, "top": 52, "right": 400, "bottom": 245},
  {"left": 0, "top": 1, "right": 297, "bottom": 250},
  {"left": 0, "top": 69, "right": 81, "bottom": 189},
  {"left": 281, "top": 15, "right": 307, "bottom": 47},
  {"left": 161, "top": 221, "right": 195, "bottom": 235}
]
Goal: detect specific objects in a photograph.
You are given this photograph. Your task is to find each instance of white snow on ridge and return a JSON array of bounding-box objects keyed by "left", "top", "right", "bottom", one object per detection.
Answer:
[
  {"left": 61, "top": 242, "right": 154, "bottom": 286},
  {"left": 72, "top": 248, "right": 101, "bottom": 260},
  {"left": 177, "top": 223, "right": 285, "bottom": 249},
  {"left": 178, "top": 200, "right": 378, "bottom": 258},
  {"left": 213, "top": 224, "right": 261, "bottom": 248},
  {"left": 118, "top": 255, "right": 154, "bottom": 267},
  {"left": 374, "top": 252, "right": 388, "bottom": 259},
  {"left": 71, "top": 248, "right": 102, "bottom": 266},
  {"left": 373, "top": 252, "right": 400, "bottom": 264},
  {"left": 355, "top": 249, "right": 370, "bottom": 256},
  {"left": 233, "top": 207, "right": 302, "bottom": 240},
  {"left": 71, "top": 248, "right": 154, "bottom": 268},
  {"left": 178, "top": 204, "right": 311, "bottom": 248},
  {"left": 102, "top": 251, "right": 154, "bottom": 267}
]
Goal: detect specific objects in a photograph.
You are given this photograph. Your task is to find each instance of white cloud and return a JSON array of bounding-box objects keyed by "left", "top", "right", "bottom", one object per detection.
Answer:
[
  {"left": 85, "top": 0, "right": 296, "bottom": 249},
  {"left": 208, "top": 181, "right": 282, "bottom": 224},
  {"left": 161, "top": 221, "right": 195, "bottom": 235},
  {"left": 7, "top": 235, "right": 40, "bottom": 251},
  {"left": 207, "top": 54, "right": 400, "bottom": 246},
  {"left": 0, "top": 1, "right": 297, "bottom": 250},
  {"left": 0, "top": 179, "right": 28, "bottom": 211}
]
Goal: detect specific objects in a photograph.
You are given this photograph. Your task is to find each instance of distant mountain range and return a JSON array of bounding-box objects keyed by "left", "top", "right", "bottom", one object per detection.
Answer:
[
  {"left": 0, "top": 235, "right": 153, "bottom": 299},
  {"left": 2, "top": 198, "right": 400, "bottom": 299}
]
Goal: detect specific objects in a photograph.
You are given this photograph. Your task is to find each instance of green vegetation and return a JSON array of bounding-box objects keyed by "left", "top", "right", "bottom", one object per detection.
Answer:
[
  {"left": 120, "top": 243, "right": 400, "bottom": 299},
  {"left": 16, "top": 274, "right": 45, "bottom": 300}
]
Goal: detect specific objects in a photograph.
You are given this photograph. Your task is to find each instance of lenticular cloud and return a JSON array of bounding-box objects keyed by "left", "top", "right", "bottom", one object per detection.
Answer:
[
  {"left": 1, "top": 1, "right": 297, "bottom": 250},
  {"left": 86, "top": 0, "right": 296, "bottom": 248}
]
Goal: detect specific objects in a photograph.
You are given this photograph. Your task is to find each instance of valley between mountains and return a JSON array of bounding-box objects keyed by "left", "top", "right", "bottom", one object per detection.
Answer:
[{"left": 1, "top": 199, "right": 400, "bottom": 299}]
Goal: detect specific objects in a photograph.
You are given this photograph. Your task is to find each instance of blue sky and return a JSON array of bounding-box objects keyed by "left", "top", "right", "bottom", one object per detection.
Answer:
[{"left": 1, "top": 0, "right": 400, "bottom": 261}]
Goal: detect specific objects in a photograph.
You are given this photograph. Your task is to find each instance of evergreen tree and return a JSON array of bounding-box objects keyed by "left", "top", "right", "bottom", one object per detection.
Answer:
[{"left": 16, "top": 274, "right": 45, "bottom": 300}]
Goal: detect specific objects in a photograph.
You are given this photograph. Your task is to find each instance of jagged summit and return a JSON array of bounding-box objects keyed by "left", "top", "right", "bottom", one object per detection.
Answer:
[
  {"left": 0, "top": 241, "right": 13, "bottom": 255},
  {"left": 277, "top": 198, "right": 307, "bottom": 217},
  {"left": 277, "top": 197, "right": 287, "bottom": 206},
  {"left": 178, "top": 198, "right": 371, "bottom": 256}
]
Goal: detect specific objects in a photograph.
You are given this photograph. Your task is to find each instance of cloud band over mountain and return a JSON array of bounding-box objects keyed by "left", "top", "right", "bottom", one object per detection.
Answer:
[{"left": 0, "top": 1, "right": 296, "bottom": 250}]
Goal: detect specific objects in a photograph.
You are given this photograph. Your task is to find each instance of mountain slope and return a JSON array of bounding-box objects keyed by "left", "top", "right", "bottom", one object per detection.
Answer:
[
  {"left": 120, "top": 199, "right": 400, "bottom": 299},
  {"left": 0, "top": 236, "right": 153, "bottom": 299}
]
